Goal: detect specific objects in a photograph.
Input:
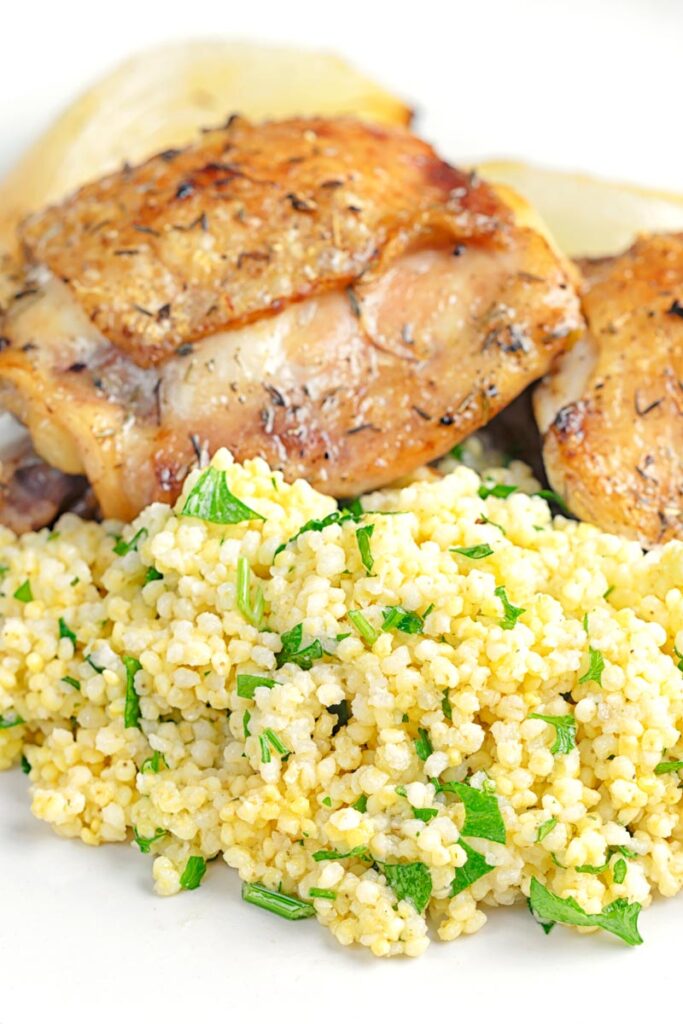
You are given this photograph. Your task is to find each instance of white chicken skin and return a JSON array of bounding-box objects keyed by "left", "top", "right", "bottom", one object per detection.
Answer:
[{"left": 0, "top": 116, "right": 582, "bottom": 524}]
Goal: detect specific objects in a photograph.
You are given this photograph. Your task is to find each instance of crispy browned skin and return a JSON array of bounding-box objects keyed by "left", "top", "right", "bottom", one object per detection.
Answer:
[
  {"left": 0, "top": 118, "right": 582, "bottom": 523},
  {"left": 535, "top": 233, "right": 683, "bottom": 546}
]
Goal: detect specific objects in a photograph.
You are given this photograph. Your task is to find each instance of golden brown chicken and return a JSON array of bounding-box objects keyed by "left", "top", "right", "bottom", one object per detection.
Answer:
[
  {"left": 0, "top": 116, "right": 582, "bottom": 524},
  {"left": 535, "top": 232, "right": 683, "bottom": 547}
]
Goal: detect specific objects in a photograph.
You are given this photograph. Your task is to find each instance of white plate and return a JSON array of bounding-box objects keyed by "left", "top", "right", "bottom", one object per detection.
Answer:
[{"left": 2, "top": 3, "right": 682, "bottom": 1020}]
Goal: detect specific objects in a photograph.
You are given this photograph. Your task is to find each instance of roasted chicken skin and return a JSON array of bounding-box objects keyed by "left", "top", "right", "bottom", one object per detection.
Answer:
[
  {"left": 535, "top": 233, "right": 683, "bottom": 547},
  {"left": 0, "top": 117, "right": 582, "bottom": 523}
]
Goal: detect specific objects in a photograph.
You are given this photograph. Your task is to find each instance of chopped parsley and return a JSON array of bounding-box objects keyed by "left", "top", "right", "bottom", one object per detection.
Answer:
[
  {"left": 441, "top": 690, "right": 453, "bottom": 721},
  {"left": 527, "top": 876, "right": 642, "bottom": 945},
  {"left": 348, "top": 610, "right": 378, "bottom": 646},
  {"left": 478, "top": 483, "right": 518, "bottom": 500},
  {"left": 13, "top": 580, "right": 33, "bottom": 603},
  {"left": 61, "top": 675, "right": 81, "bottom": 690},
  {"left": 613, "top": 858, "right": 627, "bottom": 884},
  {"left": 276, "top": 623, "right": 324, "bottom": 669},
  {"left": 123, "top": 655, "right": 142, "bottom": 728},
  {"left": 312, "top": 845, "right": 371, "bottom": 862},
  {"left": 412, "top": 807, "right": 438, "bottom": 823},
  {"left": 309, "top": 888, "right": 337, "bottom": 901},
  {"left": 450, "top": 444, "right": 465, "bottom": 461},
  {"left": 21, "top": 754, "right": 31, "bottom": 774},
  {"left": 352, "top": 795, "right": 368, "bottom": 813},
  {"left": 480, "top": 514, "right": 506, "bottom": 535},
  {"left": 242, "top": 881, "right": 315, "bottom": 919},
  {"left": 322, "top": 796, "right": 332, "bottom": 807},
  {"left": 528, "top": 712, "right": 577, "bottom": 755},
  {"left": 274, "top": 509, "right": 357, "bottom": 558},
  {"left": 181, "top": 466, "right": 265, "bottom": 525},
  {"left": 380, "top": 861, "right": 432, "bottom": 913},
  {"left": 259, "top": 728, "right": 289, "bottom": 763},
  {"left": 0, "top": 711, "right": 24, "bottom": 729},
  {"left": 58, "top": 618, "right": 77, "bottom": 645},
  {"left": 450, "top": 840, "right": 494, "bottom": 896},
  {"left": 179, "top": 855, "right": 207, "bottom": 890},
  {"left": 140, "top": 750, "right": 167, "bottom": 774},
  {"left": 381, "top": 606, "right": 426, "bottom": 634},
  {"left": 236, "top": 674, "right": 278, "bottom": 699},
  {"left": 355, "top": 524, "right": 375, "bottom": 575},
  {"left": 133, "top": 826, "right": 168, "bottom": 853},
  {"left": 113, "top": 527, "right": 147, "bottom": 556},
  {"left": 495, "top": 586, "right": 525, "bottom": 630},
  {"left": 536, "top": 817, "right": 558, "bottom": 842},
  {"left": 654, "top": 760, "right": 683, "bottom": 774},
  {"left": 236, "top": 557, "right": 265, "bottom": 630},
  {"left": 579, "top": 647, "right": 605, "bottom": 686},
  {"left": 328, "top": 699, "right": 350, "bottom": 735},
  {"left": 243, "top": 709, "right": 251, "bottom": 737},
  {"left": 437, "top": 780, "right": 506, "bottom": 844},
  {"left": 534, "top": 489, "right": 570, "bottom": 515},
  {"left": 414, "top": 727, "right": 432, "bottom": 762},
  {"left": 144, "top": 566, "right": 164, "bottom": 583},
  {"left": 85, "top": 655, "right": 104, "bottom": 674},
  {"left": 451, "top": 544, "right": 494, "bottom": 559}
]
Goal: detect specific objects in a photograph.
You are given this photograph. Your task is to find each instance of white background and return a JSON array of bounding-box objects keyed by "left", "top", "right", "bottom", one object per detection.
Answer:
[{"left": 2, "top": 2, "right": 682, "bottom": 1021}]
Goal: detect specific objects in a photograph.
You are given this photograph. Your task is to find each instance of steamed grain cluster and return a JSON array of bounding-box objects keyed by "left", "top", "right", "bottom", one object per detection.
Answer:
[{"left": 1, "top": 447, "right": 683, "bottom": 956}]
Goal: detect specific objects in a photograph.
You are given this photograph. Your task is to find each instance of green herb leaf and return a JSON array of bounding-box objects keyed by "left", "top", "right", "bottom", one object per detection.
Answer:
[
  {"left": 181, "top": 466, "right": 264, "bottom": 525},
  {"left": 180, "top": 855, "right": 207, "bottom": 890},
  {"left": 242, "top": 881, "right": 315, "bottom": 919},
  {"left": 322, "top": 796, "right": 332, "bottom": 807},
  {"left": 0, "top": 711, "right": 24, "bottom": 729},
  {"left": 21, "top": 754, "right": 31, "bottom": 774},
  {"left": 141, "top": 750, "right": 167, "bottom": 774},
  {"left": 495, "top": 585, "right": 525, "bottom": 630},
  {"left": 529, "top": 712, "right": 577, "bottom": 755},
  {"left": 534, "top": 489, "right": 571, "bottom": 515},
  {"left": 575, "top": 860, "right": 610, "bottom": 875},
  {"left": 133, "top": 826, "right": 168, "bottom": 853},
  {"left": 536, "top": 817, "right": 558, "bottom": 842},
  {"left": 85, "top": 655, "right": 104, "bottom": 674},
  {"left": 259, "top": 728, "right": 289, "bottom": 763},
  {"left": 144, "top": 566, "right": 164, "bottom": 583},
  {"left": 437, "top": 780, "right": 506, "bottom": 844},
  {"left": 579, "top": 648, "right": 605, "bottom": 686},
  {"left": 450, "top": 444, "right": 465, "bottom": 461},
  {"left": 528, "top": 897, "right": 555, "bottom": 934},
  {"left": 480, "top": 514, "right": 506, "bottom": 535},
  {"left": 312, "top": 845, "right": 371, "bottom": 862},
  {"left": 274, "top": 510, "right": 359, "bottom": 558},
  {"left": 309, "top": 887, "right": 337, "bottom": 901},
  {"left": 654, "top": 760, "right": 683, "bottom": 774},
  {"left": 380, "top": 861, "right": 432, "bottom": 913},
  {"left": 414, "top": 727, "right": 432, "bottom": 762},
  {"left": 412, "top": 807, "right": 438, "bottom": 823},
  {"left": 13, "top": 580, "right": 33, "bottom": 603},
  {"left": 381, "top": 606, "right": 425, "bottom": 634},
  {"left": 61, "top": 675, "right": 81, "bottom": 690},
  {"left": 123, "top": 655, "right": 142, "bottom": 729},
  {"left": 113, "top": 527, "right": 147, "bottom": 556},
  {"left": 441, "top": 690, "right": 453, "bottom": 721},
  {"left": 451, "top": 544, "right": 494, "bottom": 560},
  {"left": 352, "top": 795, "right": 368, "bottom": 813},
  {"left": 450, "top": 839, "right": 494, "bottom": 896},
  {"left": 236, "top": 556, "right": 265, "bottom": 630},
  {"left": 478, "top": 483, "right": 518, "bottom": 500},
  {"left": 243, "top": 709, "right": 251, "bottom": 737},
  {"left": 328, "top": 699, "right": 350, "bottom": 735},
  {"left": 355, "top": 523, "right": 375, "bottom": 575},
  {"left": 58, "top": 617, "right": 77, "bottom": 645},
  {"left": 613, "top": 858, "right": 627, "bottom": 884},
  {"left": 276, "top": 622, "right": 324, "bottom": 669},
  {"left": 236, "top": 674, "right": 277, "bottom": 699},
  {"left": 347, "top": 610, "right": 378, "bottom": 646},
  {"left": 528, "top": 876, "right": 643, "bottom": 946}
]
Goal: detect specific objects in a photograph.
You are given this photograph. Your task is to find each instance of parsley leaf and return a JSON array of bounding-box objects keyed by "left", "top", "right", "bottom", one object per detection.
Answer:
[
  {"left": 259, "top": 728, "right": 289, "bottom": 763},
  {"left": 348, "top": 610, "right": 378, "bottom": 646},
  {"left": 242, "top": 881, "right": 315, "bottom": 919},
  {"left": 273, "top": 509, "right": 360, "bottom": 559},
  {"left": 58, "top": 617, "right": 77, "bottom": 645},
  {"left": 381, "top": 606, "right": 425, "bottom": 634},
  {"left": 140, "top": 750, "right": 167, "bottom": 774},
  {"left": 352, "top": 795, "right": 368, "bottom": 813},
  {"left": 309, "top": 888, "right": 336, "bottom": 901},
  {"left": 451, "top": 544, "right": 494, "bottom": 559},
  {"left": 355, "top": 524, "right": 375, "bottom": 575},
  {"left": 441, "top": 690, "right": 453, "bottom": 721},
  {"left": 123, "top": 655, "right": 142, "bottom": 729},
  {"left": 437, "top": 780, "right": 506, "bottom": 844},
  {"left": 13, "top": 580, "right": 33, "bottom": 603},
  {"left": 113, "top": 527, "right": 148, "bottom": 556},
  {"left": 478, "top": 483, "right": 518, "bottom": 499},
  {"left": 144, "top": 566, "right": 164, "bottom": 583},
  {"left": 528, "top": 876, "right": 643, "bottom": 945},
  {"left": 328, "top": 699, "right": 350, "bottom": 735},
  {"left": 413, "top": 807, "right": 438, "bottom": 823},
  {"left": 0, "top": 711, "right": 24, "bottom": 729},
  {"left": 236, "top": 556, "right": 265, "bottom": 630},
  {"left": 21, "top": 754, "right": 31, "bottom": 774},
  {"left": 61, "top": 675, "right": 81, "bottom": 690},
  {"left": 654, "top": 760, "right": 683, "bottom": 774},
  {"left": 236, "top": 674, "right": 278, "bottom": 699},
  {"left": 85, "top": 655, "right": 104, "bottom": 674},
  {"left": 179, "top": 855, "right": 207, "bottom": 890},
  {"left": 495, "top": 586, "right": 525, "bottom": 630},
  {"left": 613, "top": 858, "right": 627, "bottom": 884},
  {"left": 534, "top": 489, "right": 571, "bottom": 515},
  {"left": 536, "top": 817, "right": 558, "bottom": 842},
  {"left": 243, "top": 709, "right": 251, "bottom": 737},
  {"left": 276, "top": 623, "right": 324, "bottom": 669},
  {"left": 579, "top": 647, "right": 605, "bottom": 686},
  {"left": 414, "top": 727, "right": 432, "bottom": 762},
  {"left": 133, "top": 826, "right": 168, "bottom": 853},
  {"left": 181, "top": 466, "right": 265, "bottom": 525},
  {"left": 380, "top": 861, "right": 432, "bottom": 913},
  {"left": 450, "top": 840, "right": 494, "bottom": 896},
  {"left": 529, "top": 713, "right": 577, "bottom": 755},
  {"left": 312, "top": 845, "right": 372, "bottom": 862}
]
